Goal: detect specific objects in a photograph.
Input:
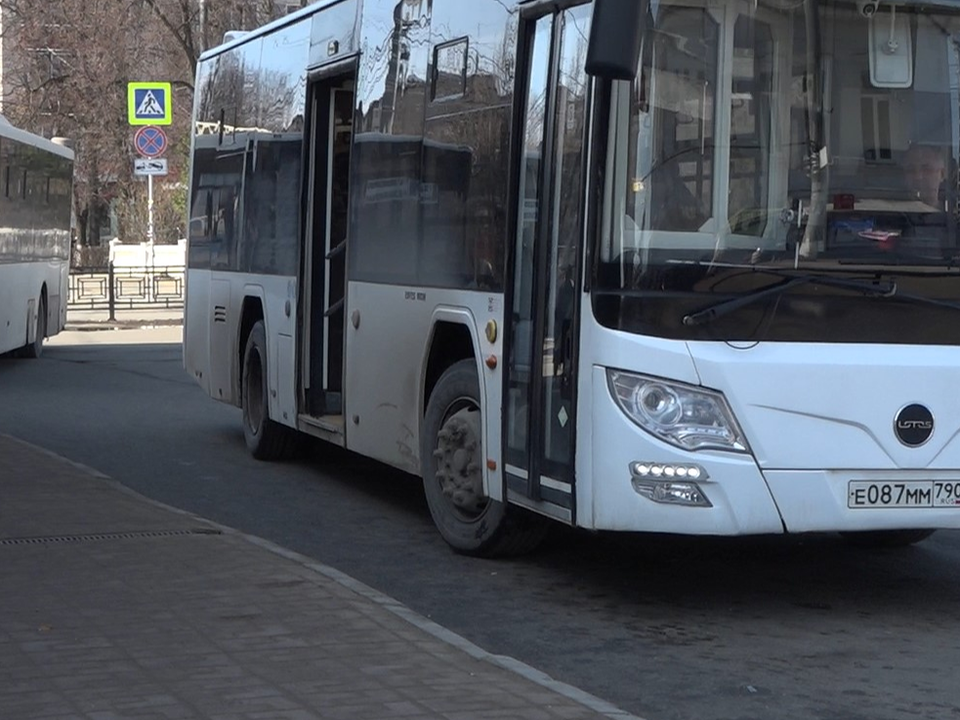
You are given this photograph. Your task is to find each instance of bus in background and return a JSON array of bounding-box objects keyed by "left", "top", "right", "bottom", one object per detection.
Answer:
[
  {"left": 185, "top": 0, "right": 960, "bottom": 556},
  {"left": 0, "top": 116, "right": 73, "bottom": 358}
]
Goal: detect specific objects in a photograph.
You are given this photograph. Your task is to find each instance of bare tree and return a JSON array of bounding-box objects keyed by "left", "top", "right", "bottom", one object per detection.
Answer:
[
  {"left": 0, "top": 0, "right": 292, "bottom": 248},
  {"left": 2, "top": 0, "right": 148, "bottom": 244},
  {"left": 140, "top": 0, "right": 280, "bottom": 87}
]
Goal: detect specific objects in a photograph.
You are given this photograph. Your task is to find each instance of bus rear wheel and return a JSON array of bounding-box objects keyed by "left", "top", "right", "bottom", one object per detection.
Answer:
[
  {"left": 421, "top": 359, "right": 548, "bottom": 557},
  {"left": 242, "top": 320, "right": 299, "bottom": 460},
  {"left": 839, "top": 529, "right": 936, "bottom": 548}
]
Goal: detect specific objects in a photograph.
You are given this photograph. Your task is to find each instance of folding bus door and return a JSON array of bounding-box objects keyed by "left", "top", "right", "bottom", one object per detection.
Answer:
[{"left": 503, "top": 5, "right": 592, "bottom": 522}]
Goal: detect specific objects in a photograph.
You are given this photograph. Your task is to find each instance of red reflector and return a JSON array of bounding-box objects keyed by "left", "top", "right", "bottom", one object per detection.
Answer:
[{"left": 833, "top": 193, "right": 855, "bottom": 210}]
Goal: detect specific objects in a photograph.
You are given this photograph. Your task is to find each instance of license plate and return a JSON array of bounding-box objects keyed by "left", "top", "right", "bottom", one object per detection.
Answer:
[{"left": 848, "top": 481, "right": 960, "bottom": 508}]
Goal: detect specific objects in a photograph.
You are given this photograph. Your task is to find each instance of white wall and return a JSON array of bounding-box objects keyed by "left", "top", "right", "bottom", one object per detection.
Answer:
[{"left": 109, "top": 239, "right": 186, "bottom": 268}]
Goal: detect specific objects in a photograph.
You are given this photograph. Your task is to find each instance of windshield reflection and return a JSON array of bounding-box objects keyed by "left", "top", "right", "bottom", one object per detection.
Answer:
[{"left": 595, "top": 0, "right": 960, "bottom": 343}]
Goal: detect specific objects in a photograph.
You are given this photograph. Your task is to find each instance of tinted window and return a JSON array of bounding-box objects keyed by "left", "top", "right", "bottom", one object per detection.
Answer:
[
  {"left": 350, "top": 0, "right": 432, "bottom": 285},
  {"left": 189, "top": 52, "right": 244, "bottom": 271},
  {"left": 419, "top": 0, "right": 516, "bottom": 290},
  {"left": 189, "top": 21, "right": 310, "bottom": 277},
  {"left": 242, "top": 22, "right": 310, "bottom": 276},
  {"left": 0, "top": 134, "right": 72, "bottom": 264}
]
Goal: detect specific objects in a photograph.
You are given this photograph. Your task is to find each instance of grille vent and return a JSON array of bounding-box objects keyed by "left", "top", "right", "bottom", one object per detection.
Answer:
[{"left": 0, "top": 528, "right": 221, "bottom": 547}]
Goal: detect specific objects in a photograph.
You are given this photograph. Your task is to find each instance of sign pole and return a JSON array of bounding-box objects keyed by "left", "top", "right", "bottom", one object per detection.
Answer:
[
  {"left": 147, "top": 173, "right": 155, "bottom": 267},
  {"left": 128, "top": 83, "right": 172, "bottom": 266}
]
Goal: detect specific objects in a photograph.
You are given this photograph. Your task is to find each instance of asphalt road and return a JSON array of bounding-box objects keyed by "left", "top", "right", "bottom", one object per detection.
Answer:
[{"left": 2, "top": 328, "right": 958, "bottom": 720}]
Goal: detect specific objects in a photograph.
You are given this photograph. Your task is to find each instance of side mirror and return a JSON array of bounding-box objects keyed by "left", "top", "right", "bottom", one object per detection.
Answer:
[
  {"left": 586, "top": 0, "right": 644, "bottom": 80},
  {"left": 868, "top": 9, "right": 913, "bottom": 88}
]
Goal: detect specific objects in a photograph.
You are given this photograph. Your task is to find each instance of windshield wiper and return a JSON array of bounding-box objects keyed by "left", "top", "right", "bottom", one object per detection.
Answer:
[
  {"left": 668, "top": 258, "right": 960, "bottom": 277},
  {"left": 683, "top": 273, "right": 898, "bottom": 327},
  {"left": 837, "top": 257, "right": 960, "bottom": 271}
]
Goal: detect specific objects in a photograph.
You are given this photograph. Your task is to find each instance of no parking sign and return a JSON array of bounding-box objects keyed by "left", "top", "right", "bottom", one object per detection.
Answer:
[{"left": 134, "top": 126, "right": 167, "bottom": 158}]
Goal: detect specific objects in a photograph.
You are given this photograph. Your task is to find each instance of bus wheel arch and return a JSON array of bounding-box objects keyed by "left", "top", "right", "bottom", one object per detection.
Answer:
[
  {"left": 18, "top": 284, "right": 47, "bottom": 359},
  {"left": 421, "top": 357, "right": 549, "bottom": 557},
  {"left": 423, "top": 321, "right": 476, "bottom": 415},
  {"left": 238, "top": 298, "right": 298, "bottom": 460},
  {"left": 237, "top": 296, "right": 265, "bottom": 398}
]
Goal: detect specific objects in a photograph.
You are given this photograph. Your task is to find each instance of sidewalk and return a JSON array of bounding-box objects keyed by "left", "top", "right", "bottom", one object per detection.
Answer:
[
  {"left": 0, "top": 434, "right": 641, "bottom": 720},
  {"left": 66, "top": 308, "right": 183, "bottom": 331}
]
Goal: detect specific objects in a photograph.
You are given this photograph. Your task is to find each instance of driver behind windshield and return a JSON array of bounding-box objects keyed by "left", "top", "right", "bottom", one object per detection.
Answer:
[{"left": 903, "top": 143, "right": 947, "bottom": 210}]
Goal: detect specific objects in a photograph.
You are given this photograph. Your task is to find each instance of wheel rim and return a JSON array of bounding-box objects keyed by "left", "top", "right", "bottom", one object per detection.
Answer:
[
  {"left": 245, "top": 347, "right": 265, "bottom": 435},
  {"left": 433, "top": 395, "right": 488, "bottom": 520}
]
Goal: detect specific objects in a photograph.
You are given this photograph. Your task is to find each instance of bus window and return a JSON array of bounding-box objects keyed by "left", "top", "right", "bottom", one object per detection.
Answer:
[
  {"left": 728, "top": 15, "right": 774, "bottom": 238},
  {"left": 632, "top": 6, "right": 718, "bottom": 234}
]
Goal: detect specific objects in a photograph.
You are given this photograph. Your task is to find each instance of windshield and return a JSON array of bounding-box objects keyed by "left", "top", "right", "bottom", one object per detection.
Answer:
[{"left": 594, "top": 0, "right": 960, "bottom": 343}]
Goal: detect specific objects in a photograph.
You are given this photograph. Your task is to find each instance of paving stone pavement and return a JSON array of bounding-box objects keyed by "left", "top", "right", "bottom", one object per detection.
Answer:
[{"left": 0, "top": 434, "right": 642, "bottom": 720}]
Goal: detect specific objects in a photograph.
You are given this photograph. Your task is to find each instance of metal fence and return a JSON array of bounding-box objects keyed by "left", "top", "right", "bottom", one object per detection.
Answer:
[{"left": 68, "top": 264, "right": 185, "bottom": 320}]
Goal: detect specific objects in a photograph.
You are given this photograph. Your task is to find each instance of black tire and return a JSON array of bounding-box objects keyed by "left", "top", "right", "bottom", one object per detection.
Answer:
[
  {"left": 18, "top": 294, "right": 46, "bottom": 359},
  {"left": 840, "top": 529, "right": 936, "bottom": 548},
  {"left": 241, "top": 320, "right": 299, "bottom": 460},
  {"left": 421, "top": 358, "right": 549, "bottom": 557}
]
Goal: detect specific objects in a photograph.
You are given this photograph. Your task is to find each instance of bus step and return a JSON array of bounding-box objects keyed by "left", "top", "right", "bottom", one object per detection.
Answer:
[{"left": 298, "top": 414, "right": 346, "bottom": 446}]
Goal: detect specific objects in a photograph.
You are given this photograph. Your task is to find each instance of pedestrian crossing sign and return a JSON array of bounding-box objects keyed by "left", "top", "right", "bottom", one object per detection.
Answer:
[{"left": 128, "top": 82, "right": 172, "bottom": 126}]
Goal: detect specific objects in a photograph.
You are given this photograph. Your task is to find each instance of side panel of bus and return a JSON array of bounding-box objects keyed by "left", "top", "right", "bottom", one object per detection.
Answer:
[
  {"left": 345, "top": 283, "right": 503, "bottom": 479},
  {"left": 0, "top": 130, "right": 72, "bottom": 356},
  {"left": 185, "top": 16, "right": 313, "bottom": 422},
  {"left": 340, "top": 0, "right": 518, "bottom": 488}
]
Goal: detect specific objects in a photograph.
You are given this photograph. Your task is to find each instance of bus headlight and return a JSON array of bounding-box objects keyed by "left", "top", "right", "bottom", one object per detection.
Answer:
[{"left": 607, "top": 370, "right": 749, "bottom": 453}]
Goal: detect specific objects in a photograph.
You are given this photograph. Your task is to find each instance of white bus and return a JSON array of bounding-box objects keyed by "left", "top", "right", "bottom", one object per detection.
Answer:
[
  {"left": 0, "top": 116, "right": 73, "bottom": 358},
  {"left": 186, "top": 0, "right": 960, "bottom": 555}
]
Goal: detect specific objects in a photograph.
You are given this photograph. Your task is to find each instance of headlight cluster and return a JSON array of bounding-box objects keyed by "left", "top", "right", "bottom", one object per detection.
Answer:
[{"left": 607, "top": 369, "right": 748, "bottom": 453}]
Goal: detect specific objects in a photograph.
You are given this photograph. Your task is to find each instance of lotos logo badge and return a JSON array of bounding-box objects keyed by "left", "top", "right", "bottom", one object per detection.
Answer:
[{"left": 894, "top": 404, "right": 934, "bottom": 447}]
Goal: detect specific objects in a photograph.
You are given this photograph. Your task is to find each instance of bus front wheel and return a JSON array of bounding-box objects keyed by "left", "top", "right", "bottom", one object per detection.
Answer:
[
  {"left": 241, "top": 320, "right": 299, "bottom": 460},
  {"left": 421, "top": 359, "right": 548, "bottom": 557}
]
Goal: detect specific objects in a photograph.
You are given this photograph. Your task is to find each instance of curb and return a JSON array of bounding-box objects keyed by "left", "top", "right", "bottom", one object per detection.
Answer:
[
  {"left": 64, "top": 321, "right": 183, "bottom": 331},
  {"left": 1, "top": 432, "right": 648, "bottom": 720}
]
